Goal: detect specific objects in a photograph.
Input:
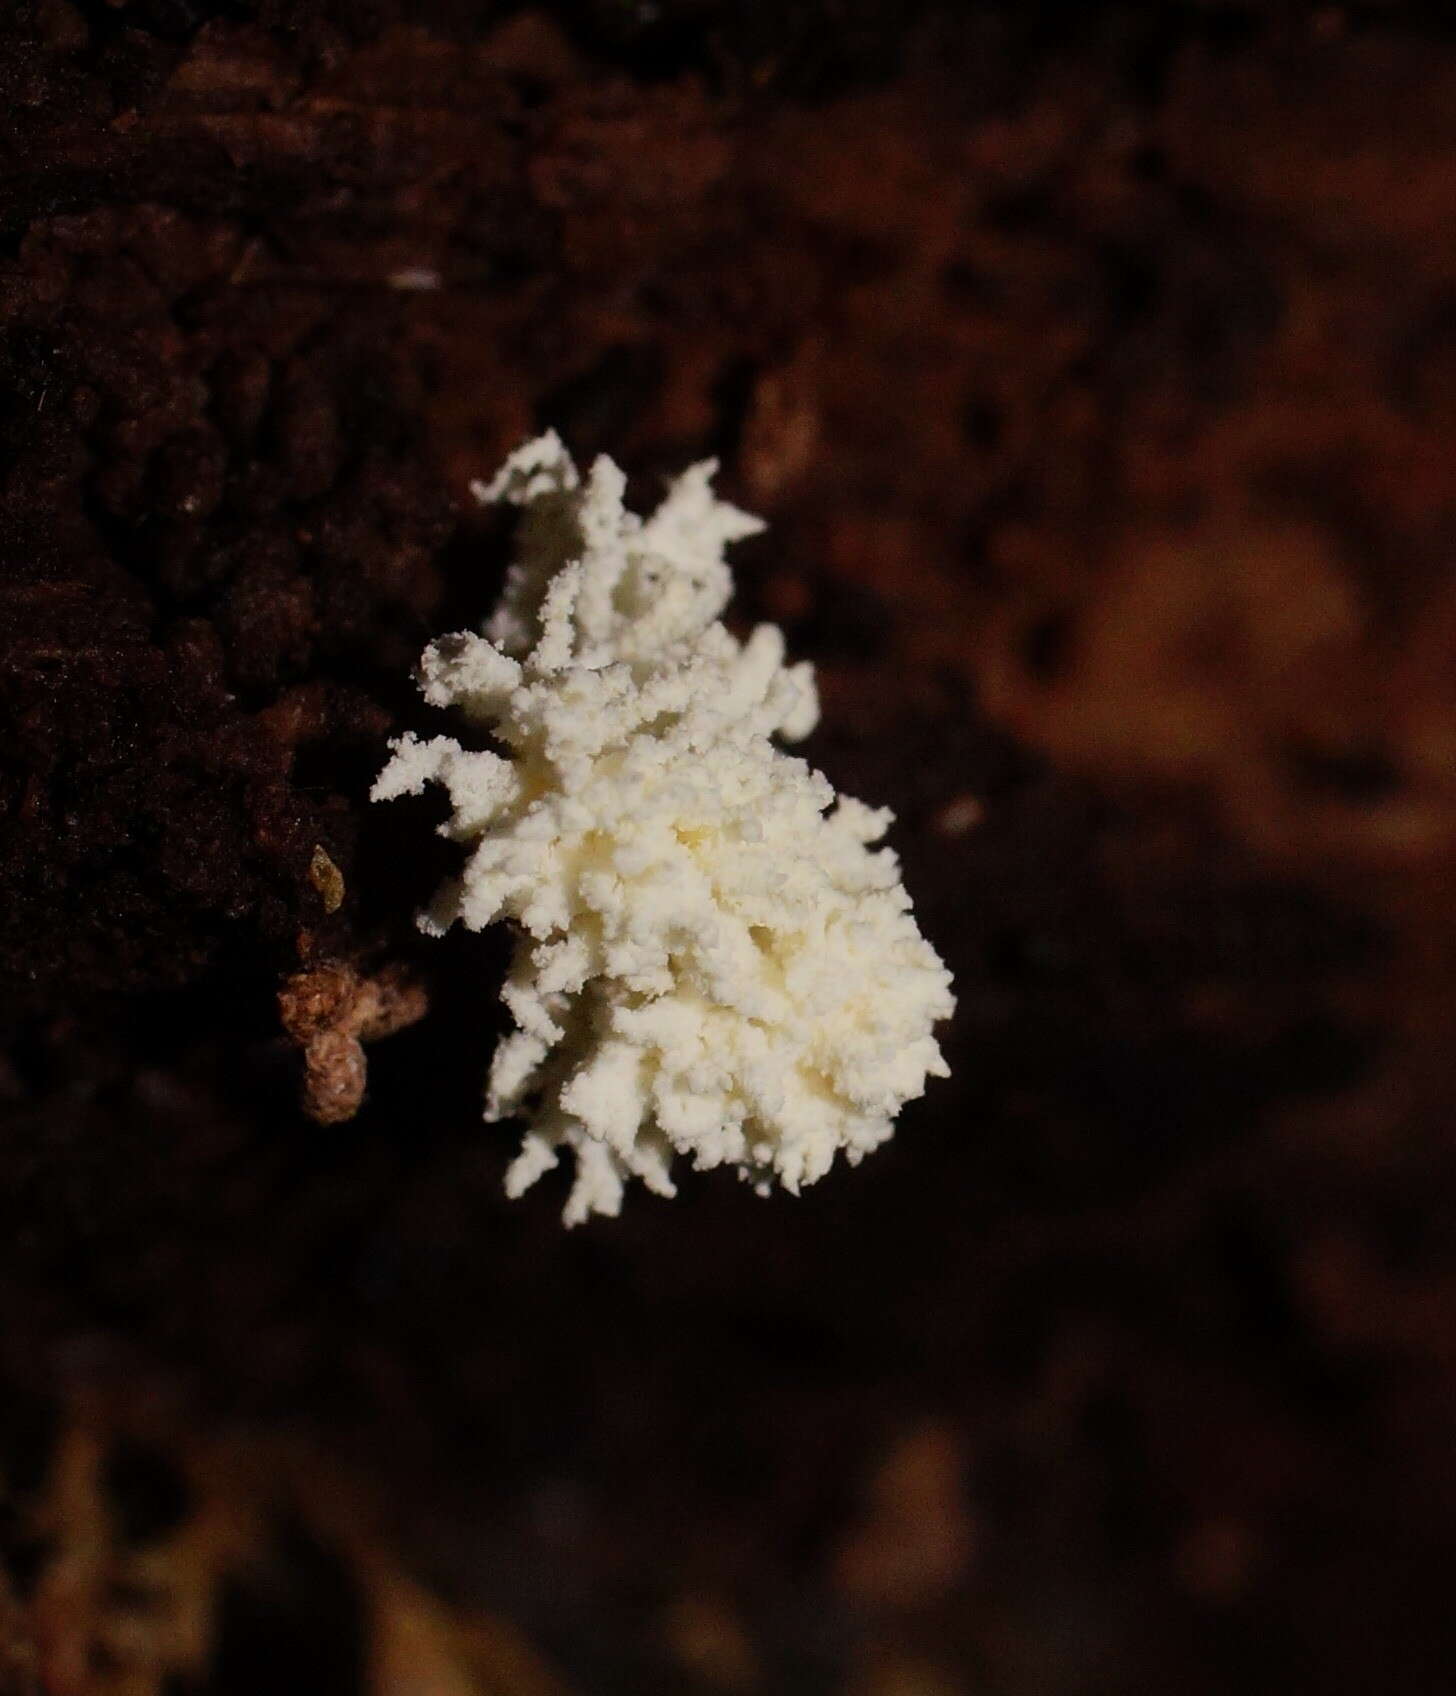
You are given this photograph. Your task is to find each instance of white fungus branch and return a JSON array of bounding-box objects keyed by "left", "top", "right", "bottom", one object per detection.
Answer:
[{"left": 374, "top": 432, "right": 954, "bottom": 1223}]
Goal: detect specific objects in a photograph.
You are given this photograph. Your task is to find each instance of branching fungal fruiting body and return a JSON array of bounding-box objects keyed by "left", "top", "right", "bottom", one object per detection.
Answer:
[{"left": 374, "top": 433, "right": 955, "bottom": 1223}]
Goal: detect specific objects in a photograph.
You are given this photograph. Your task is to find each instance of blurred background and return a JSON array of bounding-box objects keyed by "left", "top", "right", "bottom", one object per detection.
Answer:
[{"left": 3, "top": 2, "right": 1456, "bottom": 1691}]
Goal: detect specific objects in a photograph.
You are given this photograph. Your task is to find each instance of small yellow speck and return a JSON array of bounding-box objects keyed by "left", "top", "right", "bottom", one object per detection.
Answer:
[{"left": 309, "top": 845, "right": 345, "bottom": 914}]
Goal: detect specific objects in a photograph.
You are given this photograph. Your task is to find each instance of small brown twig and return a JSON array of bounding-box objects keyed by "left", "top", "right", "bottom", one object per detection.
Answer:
[{"left": 278, "top": 963, "right": 427, "bottom": 1125}]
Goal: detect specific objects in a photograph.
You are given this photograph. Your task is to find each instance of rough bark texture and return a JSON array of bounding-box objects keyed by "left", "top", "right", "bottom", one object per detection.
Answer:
[{"left": 3, "top": 3, "right": 1456, "bottom": 1692}]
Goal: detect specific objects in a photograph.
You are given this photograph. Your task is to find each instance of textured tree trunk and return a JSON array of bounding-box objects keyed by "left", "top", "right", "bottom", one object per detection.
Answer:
[{"left": 2, "top": 5, "right": 1455, "bottom": 1691}]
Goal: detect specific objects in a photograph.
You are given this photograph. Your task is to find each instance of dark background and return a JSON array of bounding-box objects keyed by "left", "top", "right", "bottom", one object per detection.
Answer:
[{"left": 2, "top": 3, "right": 1455, "bottom": 1691}]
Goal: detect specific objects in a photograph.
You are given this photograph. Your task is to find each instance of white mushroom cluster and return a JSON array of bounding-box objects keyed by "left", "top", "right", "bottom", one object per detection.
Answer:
[{"left": 374, "top": 433, "right": 954, "bottom": 1223}]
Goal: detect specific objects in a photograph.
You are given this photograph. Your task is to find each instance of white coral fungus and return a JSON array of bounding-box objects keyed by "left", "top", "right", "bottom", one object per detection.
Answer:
[{"left": 374, "top": 432, "right": 954, "bottom": 1223}]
